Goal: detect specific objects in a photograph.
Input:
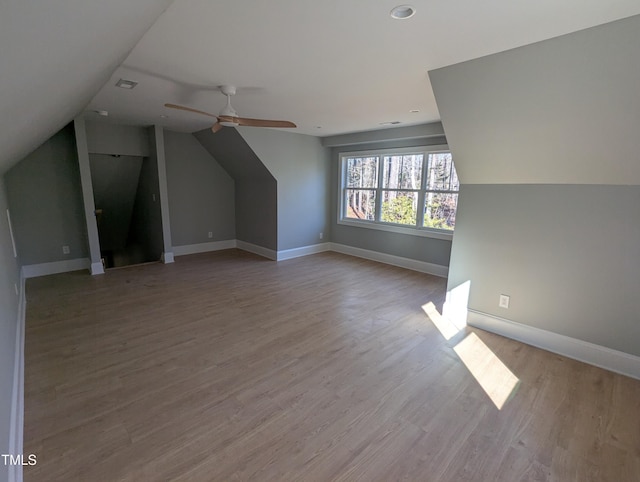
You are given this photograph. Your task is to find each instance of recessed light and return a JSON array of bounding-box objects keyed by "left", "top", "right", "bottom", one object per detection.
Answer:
[
  {"left": 115, "top": 78, "right": 138, "bottom": 89},
  {"left": 160, "top": 115, "right": 168, "bottom": 119},
  {"left": 409, "top": 109, "right": 420, "bottom": 113},
  {"left": 379, "top": 121, "right": 402, "bottom": 126},
  {"left": 94, "top": 110, "right": 108, "bottom": 117},
  {"left": 390, "top": 5, "right": 416, "bottom": 20}
]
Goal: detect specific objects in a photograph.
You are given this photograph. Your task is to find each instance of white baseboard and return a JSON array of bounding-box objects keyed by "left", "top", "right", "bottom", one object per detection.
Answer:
[
  {"left": 467, "top": 310, "right": 640, "bottom": 380},
  {"left": 236, "top": 240, "right": 278, "bottom": 260},
  {"left": 329, "top": 242, "right": 449, "bottom": 278},
  {"left": 18, "top": 241, "right": 448, "bottom": 279},
  {"left": 18, "top": 243, "right": 447, "bottom": 279},
  {"left": 22, "top": 258, "right": 90, "bottom": 278},
  {"left": 277, "top": 243, "right": 330, "bottom": 261},
  {"left": 174, "top": 239, "right": 237, "bottom": 256},
  {"left": 172, "top": 240, "right": 441, "bottom": 277},
  {"left": 174, "top": 239, "right": 446, "bottom": 276},
  {"left": 161, "top": 252, "right": 174, "bottom": 264},
  {"left": 9, "top": 271, "right": 25, "bottom": 482},
  {"left": 90, "top": 261, "right": 104, "bottom": 275}
]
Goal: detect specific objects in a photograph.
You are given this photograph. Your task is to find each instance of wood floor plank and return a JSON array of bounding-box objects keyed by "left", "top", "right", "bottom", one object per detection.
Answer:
[{"left": 23, "top": 249, "right": 640, "bottom": 481}]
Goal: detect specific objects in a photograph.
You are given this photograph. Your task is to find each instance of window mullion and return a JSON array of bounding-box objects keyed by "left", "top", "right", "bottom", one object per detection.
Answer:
[
  {"left": 340, "top": 156, "right": 346, "bottom": 219},
  {"left": 374, "top": 156, "right": 384, "bottom": 221},
  {"left": 416, "top": 152, "right": 429, "bottom": 227}
]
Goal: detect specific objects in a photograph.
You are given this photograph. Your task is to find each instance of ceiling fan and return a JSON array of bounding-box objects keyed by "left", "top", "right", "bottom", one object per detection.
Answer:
[{"left": 164, "top": 85, "right": 296, "bottom": 133}]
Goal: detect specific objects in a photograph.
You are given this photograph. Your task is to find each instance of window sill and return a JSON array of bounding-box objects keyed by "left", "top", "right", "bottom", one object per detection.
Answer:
[{"left": 337, "top": 219, "right": 454, "bottom": 241}]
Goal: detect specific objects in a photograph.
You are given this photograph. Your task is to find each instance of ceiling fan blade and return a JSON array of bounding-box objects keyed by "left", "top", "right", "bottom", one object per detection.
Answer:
[
  {"left": 218, "top": 115, "right": 296, "bottom": 128},
  {"left": 212, "top": 122, "right": 223, "bottom": 133},
  {"left": 164, "top": 103, "right": 217, "bottom": 118}
]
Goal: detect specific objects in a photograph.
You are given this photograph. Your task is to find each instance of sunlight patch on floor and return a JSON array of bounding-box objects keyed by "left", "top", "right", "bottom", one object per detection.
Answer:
[
  {"left": 422, "top": 296, "right": 520, "bottom": 410},
  {"left": 454, "top": 332, "right": 520, "bottom": 409},
  {"left": 422, "top": 302, "right": 460, "bottom": 340}
]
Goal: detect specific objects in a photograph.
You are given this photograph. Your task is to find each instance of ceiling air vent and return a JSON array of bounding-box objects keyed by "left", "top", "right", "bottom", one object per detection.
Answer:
[{"left": 115, "top": 79, "right": 138, "bottom": 89}]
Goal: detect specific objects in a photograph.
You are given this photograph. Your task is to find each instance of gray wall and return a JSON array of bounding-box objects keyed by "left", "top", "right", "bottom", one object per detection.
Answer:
[
  {"left": 449, "top": 185, "right": 640, "bottom": 356},
  {"left": 235, "top": 178, "right": 278, "bottom": 250},
  {"left": 429, "top": 15, "right": 640, "bottom": 185},
  {"left": 0, "top": 178, "right": 21, "bottom": 482},
  {"left": 325, "top": 127, "right": 453, "bottom": 267},
  {"left": 238, "top": 128, "right": 330, "bottom": 250},
  {"left": 90, "top": 154, "right": 143, "bottom": 251},
  {"left": 194, "top": 128, "right": 277, "bottom": 250},
  {"left": 85, "top": 121, "right": 150, "bottom": 157},
  {"left": 430, "top": 16, "right": 640, "bottom": 356},
  {"left": 4, "top": 125, "right": 88, "bottom": 265},
  {"left": 164, "top": 130, "right": 235, "bottom": 246}
]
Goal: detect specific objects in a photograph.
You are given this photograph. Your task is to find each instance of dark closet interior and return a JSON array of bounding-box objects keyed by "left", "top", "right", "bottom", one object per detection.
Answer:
[{"left": 90, "top": 153, "right": 163, "bottom": 268}]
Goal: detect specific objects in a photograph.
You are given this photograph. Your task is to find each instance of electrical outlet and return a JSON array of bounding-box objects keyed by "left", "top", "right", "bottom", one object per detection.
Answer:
[
  {"left": 208, "top": 231, "right": 213, "bottom": 239},
  {"left": 499, "top": 294, "right": 510, "bottom": 309},
  {"left": 319, "top": 232, "right": 323, "bottom": 240},
  {"left": 62, "top": 245, "right": 70, "bottom": 255}
]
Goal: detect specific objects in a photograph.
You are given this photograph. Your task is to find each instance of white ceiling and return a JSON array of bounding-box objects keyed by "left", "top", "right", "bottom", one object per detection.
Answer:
[
  {"left": 2, "top": 1, "right": 640, "bottom": 175},
  {"left": 87, "top": 0, "right": 640, "bottom": 136}
]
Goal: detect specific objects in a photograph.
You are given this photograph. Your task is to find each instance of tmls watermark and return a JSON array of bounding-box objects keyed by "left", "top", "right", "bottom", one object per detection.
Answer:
[{"left": 2, "top": 454, "right": 37, "bottom": 466}]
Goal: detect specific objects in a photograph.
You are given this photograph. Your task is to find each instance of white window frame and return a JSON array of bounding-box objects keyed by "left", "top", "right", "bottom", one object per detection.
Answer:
[{"left": 338, "top": 145, "right": 456, "bottom": 241}]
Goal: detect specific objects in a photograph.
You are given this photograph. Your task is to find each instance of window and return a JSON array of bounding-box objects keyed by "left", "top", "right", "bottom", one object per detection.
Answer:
[{"left": 340, "top": 146, "right": 459, "bottom": 237}]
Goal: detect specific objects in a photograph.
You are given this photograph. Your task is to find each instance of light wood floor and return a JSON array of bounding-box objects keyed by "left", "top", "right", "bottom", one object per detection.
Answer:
[{"left": 24, "top": 250, "right": 640, "bottom": 481}]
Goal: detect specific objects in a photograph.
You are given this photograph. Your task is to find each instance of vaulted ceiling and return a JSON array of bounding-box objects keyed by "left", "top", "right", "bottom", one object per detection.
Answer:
[
  {"left": 2, "top": 0, "right": 640, "bottom": 175},
  {"left": 0, "top": 1, "right": 174, "bottom": 174}
]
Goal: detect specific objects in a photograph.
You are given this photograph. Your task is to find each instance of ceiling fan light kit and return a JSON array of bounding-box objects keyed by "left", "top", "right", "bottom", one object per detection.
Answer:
[{"left": 164, "top": 84, "right": 296, "bottom": 133}]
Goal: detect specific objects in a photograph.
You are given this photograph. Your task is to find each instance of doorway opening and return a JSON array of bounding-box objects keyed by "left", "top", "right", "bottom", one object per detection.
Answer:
[{"left": 90, "top": 154, "right": 163, "bottom": 269}]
